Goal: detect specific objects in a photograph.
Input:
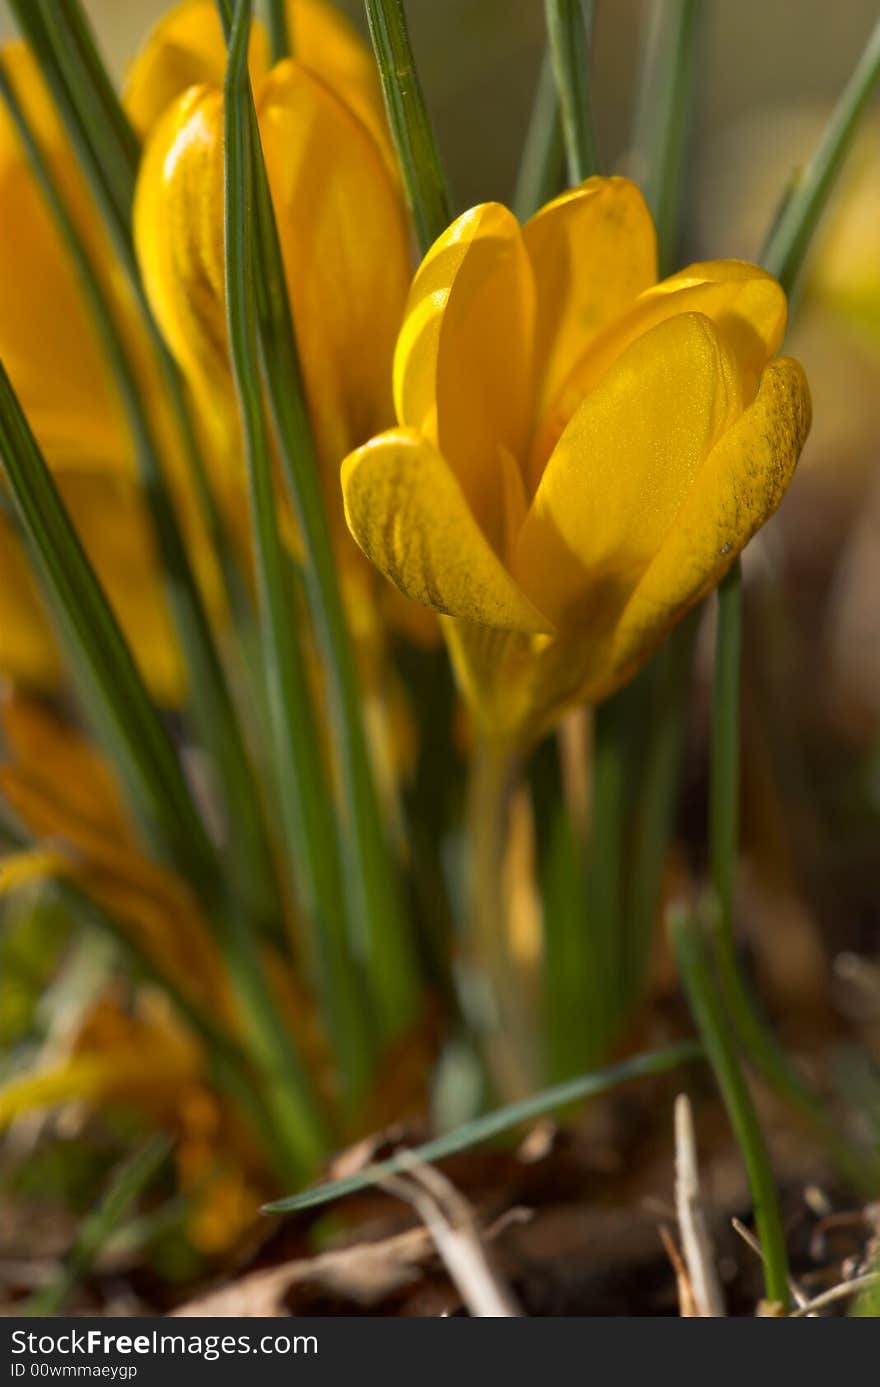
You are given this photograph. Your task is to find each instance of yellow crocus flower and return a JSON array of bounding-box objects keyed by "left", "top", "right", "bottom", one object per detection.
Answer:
[
  {"left": 132, "top": 0, "right": 409, "bottom": 556},
  {"left": 342, "top": 177, "right": 812, "bottom": 745}
]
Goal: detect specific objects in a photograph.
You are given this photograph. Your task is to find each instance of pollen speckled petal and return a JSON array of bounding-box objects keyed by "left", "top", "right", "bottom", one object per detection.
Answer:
[{"left": 343, "top": 429, "right": 552, "bottom": 634}]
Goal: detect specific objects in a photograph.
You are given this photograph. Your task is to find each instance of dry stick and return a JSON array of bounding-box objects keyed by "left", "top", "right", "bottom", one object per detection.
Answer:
[
  {"left": 788, "top": 1273, "right": 880, "bottom": 1318},
  {"left": 673, "top": 1094, "right": 726, "bottom": 1316},
  {"left": 379, "top": 1157, "right": 523, "bottom": 1317},
  {"left": 730, "top": 1217, "right": 810, "bottom": 1312}
]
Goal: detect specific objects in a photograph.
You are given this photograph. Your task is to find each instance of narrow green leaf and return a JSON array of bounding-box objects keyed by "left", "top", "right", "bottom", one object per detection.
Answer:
[
  {"left": 513, "top": 48, "right": 565, "bottom": 222},
  {"left": 623, "top": 611, "right": 699, "bottom": 1007},
  {"left": 672, "top": 908, "right": 789, "bottom": 1309},
  {"left": 0, "top": 57, "right": 283, "bottom": 939},
  {"left": 222, "top": 0, "right": 376, "bottom": 1109},
  {"left": 631, "top": 0, "right": 701, "bottom": 274},
  {"left": 364, "top": 0, "right": 451, "bottom": 253},
  {"left": 265, "top": 0, "right": 291, "bottom": 62},
  {"left": 543, "top": 0, "right": 598, "bottom": 185},
  {"left": 762, "top": 17, "right": 880, "bottom": 295},
  {"left": 264, "top": 1040, "right": 702, "bottom": 1213},
  {"left": 223, "top": 0, "right": 423, "bottom": 1042}
]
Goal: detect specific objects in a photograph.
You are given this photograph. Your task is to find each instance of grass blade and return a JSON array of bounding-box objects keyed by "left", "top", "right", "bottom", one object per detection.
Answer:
[
  {"left": 222, "top": 0, "right": 376, "bottom": 1109},
  {"left": 543, "top": 0, "right": 598, "bottom": 184},
  {"left": 513, "top": 47, "right": 565, "bottom": 222},
  {"left": 265, "top": 1040, "right": 701, "bottom": 1213},
  {"left": 672, "top": 908, "right": 789, "bottom": 1309},
  {"left": 265, "top": 0, "right": 291, "bottom": 61},
  {"left": 0, "top": 57, "right": 283, "bottom": 937},
  {"left": 631, "top": 0, "right": 701, "bottom": 274},
  {"left": 761, "top": 17, "right": 880, "bottom": 295},
  {"left": 222, "top": 0, "right": 423, "bottom": 1043},
  {"left": 364, "top": 0, "right": 451, "bottom": 253}
]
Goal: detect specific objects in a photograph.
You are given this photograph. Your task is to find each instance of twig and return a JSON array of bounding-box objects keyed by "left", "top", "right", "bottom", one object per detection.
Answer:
[
  {"left": 378, "top": 1156, "right": 522, "bottom": 1317},
  {"left": 674, "top": 1094, "right": 726, "bottom": 1315},
  {"left": 731, "top": 1217, "right": 810, "bottom": 1312},
  {"left": 787, "top": 1272, "right": 880, "bottom": 1317}
]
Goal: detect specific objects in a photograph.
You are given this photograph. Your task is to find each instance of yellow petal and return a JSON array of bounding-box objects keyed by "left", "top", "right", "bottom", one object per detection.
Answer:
[
  {"left": 289, "top": 0, "right": 393, "bottom": 172},
  {"left": 257, "top": 60, "right": 410, "bottom": 471},
  {"left": 531, "top": 259, "right": 787, "bottom": 474},
  {"left": 522, "top": 176, "right": 656, "bottom": 483},
  {"left": 123, "top": 0, "right": 269, "bottom": 138},
  {"left": 342, "top": 429, "right": 551, "bottom": 634},
  {"left": 0, "top": 44, "right": 129, "bottom": 471},
  {"left": 600, "top": 357, "right": 810, "bottom": 700},
  {"left": 393, "top": 203, "right": 534, "bottom": 548},
  {"left": 514, "top": 312, "right": 746, "bottom": 631},
  {"left": 134, "top": 85, "right": 229, "bottom": 435}
]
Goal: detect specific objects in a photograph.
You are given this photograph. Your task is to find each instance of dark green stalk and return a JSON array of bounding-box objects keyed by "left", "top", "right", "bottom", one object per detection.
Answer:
[
  {"left": 543, "top": 0, "right": 598, "bottom": 184},
  {"left": 623, "top": 612, "right": 700, "bottom": 1006},
  {"left": 513, "top": 47, "right": 565, "bottom": 222},
  {"left": 672, "top": 910, "right": 789, "bottom": 1308},
  {"left": 222, "top": 0, "right": 376, "bottom": 1109},
  {"left": 266, "top": 1039, "right": 701, "bottom": 1213},
  {"left": 631, "top": 0, "right": 701, "bottom": 273},
  {"left": 265, "top": 0, "right": 291, "bottom": 61},
  {"left": 364, "top": 0, "right": 451, "bottom": 253},
  {"left": 222, "top": 0, "right": 422, "bottom": 1042},
  {"left": 585, "top": 697, "right": 629, "bottom": 1047},
  {"left": 0, "top": 58, "right": 282, "bottom": 937}
]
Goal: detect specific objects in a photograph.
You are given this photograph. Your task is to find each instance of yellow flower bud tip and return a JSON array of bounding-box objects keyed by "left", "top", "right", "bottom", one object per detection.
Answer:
[
  {"left": 132, "top": 0, "right": 408, "bottom": 541},
  {"left": 342, "top": 176, "right": 811, "bottom": 739}
]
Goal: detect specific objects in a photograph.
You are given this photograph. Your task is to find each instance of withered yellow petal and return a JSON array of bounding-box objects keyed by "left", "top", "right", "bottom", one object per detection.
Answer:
[
  {"left": 514, "top": 313, "right": 746, "bottom": 631},
  {"left": 124, "top": 0, "right": 269, "bottom": 138},
  {"left": 522, "top": 176, "right": 656, "bottom": 478},
  {"left": 532, "top": 259, "right": 787, "bottom": 474},
  {"left": 257, "top": 61, "right": 410, "bottom": 473},
  {"left": 600, "top": 357, "right": 810, "bottom": 700},
  {"left": 342, "top": 429, "right": 551, "bottom": 634},
  {"left": 393, "top": 203, "right": 534, "bottom": 547},
  {"left": 0, "top": 849, "right": 70, "bottom": 895}
]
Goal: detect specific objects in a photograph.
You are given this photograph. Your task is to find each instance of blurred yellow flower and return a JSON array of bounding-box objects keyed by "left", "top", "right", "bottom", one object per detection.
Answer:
[
  {"left": 342, "top": 176, "right": 811, "bottom": 744},
  {"left": 0, "top": 42, "right": 200, "bottom": 705}
]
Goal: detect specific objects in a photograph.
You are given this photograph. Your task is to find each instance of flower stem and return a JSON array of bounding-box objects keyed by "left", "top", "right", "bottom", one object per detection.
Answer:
[
  {"left": 672, "top": 907, "right": 790, "bottom": 1310},
  {"left": 469, "top": 739, "right": 537, "bottom": 1098},
  {"left": 543, "top": 0, "right": 599, "bottom": 185},
  {"left": 364, "top": 0, "right": 451, "bottom": 253},
  {"left": 221, "top": 0, "right": 423, "bottom": 1045},
  {"left": 222, "top": 0, "right": 376, "bottom": 1112}
]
